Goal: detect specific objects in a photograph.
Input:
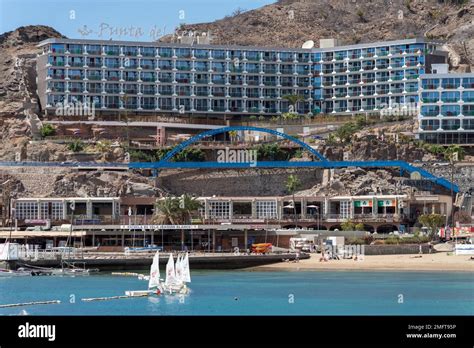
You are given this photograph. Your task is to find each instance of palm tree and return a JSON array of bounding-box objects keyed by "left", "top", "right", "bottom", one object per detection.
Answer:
[
  {"left": 286, "top": 174, "right": 301, "bottom": 224},
  {"left": 282, "top": 94, "right": 304, "bottom": 117},
  {"left": 179, "top": 194, "right": 202, "bottom": 224},
  {"left": 228, "top": 130, "right": 238, "bottom": 143},
  {"left": 444, "top": 145, "right": 465, "bottom": 161},
  {"left": 154, "top": 196, "right": 180, "bottom": 224}
]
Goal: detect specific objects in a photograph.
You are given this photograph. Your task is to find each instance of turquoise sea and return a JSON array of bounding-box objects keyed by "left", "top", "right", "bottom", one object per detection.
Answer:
[{"left": 0, "top": 270, "right": 473, "bottom": 315}]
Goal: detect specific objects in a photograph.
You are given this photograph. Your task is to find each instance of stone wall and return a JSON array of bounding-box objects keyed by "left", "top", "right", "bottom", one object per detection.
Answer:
[{"left": 158, "top": 168, "right": 324, "bottom": 196}]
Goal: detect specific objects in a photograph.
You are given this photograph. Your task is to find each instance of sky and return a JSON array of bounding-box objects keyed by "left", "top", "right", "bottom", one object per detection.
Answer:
[{"left": 0, "top": 0, "right": 276, "bottom": 41}]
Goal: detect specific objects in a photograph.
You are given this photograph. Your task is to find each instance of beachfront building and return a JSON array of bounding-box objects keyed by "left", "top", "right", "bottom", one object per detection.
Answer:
[
  {"left": 5, "top": 192, "right": 453, "bottom": 250},
  {"left": 12, "top": 197, "right": 121, "bottom": 225},
  {"left": 418, "top": 65, "right": 474, "bottom": 145},
  {"left": 36, "top": 37, "right": 447, "bottom": 119}
]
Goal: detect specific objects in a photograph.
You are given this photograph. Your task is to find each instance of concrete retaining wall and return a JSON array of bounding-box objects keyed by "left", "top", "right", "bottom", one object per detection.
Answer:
[{"left": 364, "top": 244, "right": 430, "bottom": 255}]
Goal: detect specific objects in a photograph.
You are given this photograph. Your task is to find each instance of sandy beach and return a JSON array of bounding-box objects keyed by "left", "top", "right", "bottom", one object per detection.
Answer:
[{"left": 253, "top": 252, "right": 474, "bottom": 272}]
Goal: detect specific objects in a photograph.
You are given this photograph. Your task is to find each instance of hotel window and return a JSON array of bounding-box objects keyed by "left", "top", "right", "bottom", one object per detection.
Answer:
[
  {"left": 229, "top": 75, "right": 243, "bottom": 85},
  {"left": 105, "top": 46, "right": 120, "bottom": 56},
  {"left": 421, "top": 105, "right": 439, "bottom": 117},
  {"left": 212, "top": 74, "right": 226, "bottom": 85},
  {"left": 209, "top": 201, "right": 230, "bottom": 219},
  {"left": 51, "top": 43, "right": 65, "bottom": 54},
  {"left": 213, "top": 62, "right": 226, "bottom": 72},
  {"left": 141, "top": 59, "right": 155, "bottom": 70},
  {"left": 442, "top": 78, "right": 460, "bottom": 89},
  {"left": 177, "top": 86, "right": 191, "bottom": 96},
  {"left": 462, "top": 105, "right": 474, "bottom": 116},
  {"left": 159, "top": 72, "right": 173, "bottom": 83},
  {"left": 195, "top": 61, "right": 209, "bottom": 72},
  {"left": 105, "top": 71, "right": 120, "bottom": 81},
  {"left": 195, "top": 99, "right": 208, "bottom": 111},
  {"left": 243, "top": 51, "right": 256, "bottom": 61},
  {"left": 246, "top": 63, "right": 260, "bottom": 74},
  {"left": 159, "top": 85, "right": 173, "bottom": 95},
  {"left": 442, "top": 119, "right": 460, "bottom": 130},
  {"left": 16, "top": 202, "right": 38, "bottom": 220},
  {"left": 229, "top": 50, "right": 243, "bottom": 60},
  {"left": 212, "top": 50, "right": 226, "bottom": 60},
  {"left": 48, "top": 94, "right": 66, "bottom": 105},
  {"left": 105, "top": 83, "right": 120, "bottom": 94},
  {"left": 123, "top": 84, "right": 138, "bottom": 94},
  {"left": 422, "top": 92, "right": 439, "bottom": 103},
  {"left": 123, "top": 58, "right": 138, "bottom": 69},
  {"left": 142, "top": 97, "right": 155, "bottom": 110},
  {"left": 68, "top": 70, "right": 83, "bottom": 80},
  {"left": 462, "top": 78, "right": 474, "bottom": 89},
  {"left": 123, "top": 46, "right": 138, "bottom": 56},
  {"left": 105, "top": 96, "right": 119, "bottom": 108},
  {"left": 441, "top": 91, "right": 460, "bottom": 103},
  {"left": 175, "top": 48, "right": 191, "bottom": 58},
  {"left": 421, "top": 119, "right": 440, "bottom": 131},
  {"left": 194, "top": 49, "right": 208, "bottom": 59},
  {"left": 158, "top": 60, "right": 172, "bottom": 70},
  {"left": 87, "top": 70, "right": 102, "bottom": 81},
  {"left": 462, "top": 91, "right": 474, "bottom": 103},
  {"left": 159, "top": 97, "right": 173, "bottom": 110},
  {"left": 141, "top": 47, "right": 155, "bottom": 57},
  {"left": 298, "top": 53, "right": 310, "bottom": 62},
  {"left": 463, "top": 119, "right": 474, "bottom": 130},
  {"left": 141, "top": 72, "right": 156, "bottom": 82},
  {"left": 422, "top": 79, "right": 439, "bottom": 90},
  {"left": 86, "top": 45, "right": 101, "bottom": 55},
  {"left": 195, "top": 86, "right": 208, "bottom": 96},
  {"left": 124, "top": 71, "right": 138, "bottom": 81},
  {"left": 176, "top": 73, "right": 190, "bottom": 83},
  {"left": 256, "top": 201, "right": 277, "bottom": 219},
  {"left": 142, "top": 85, "right": 156, "bottom": 95},
  {"left": 441, "top": 105, "right": 460, "bottom": 117},
  {"left": 105, "top": 58, "right": 120, "bottom": 69},
  {"left": 49, "top": 56, "right": 65, "bottom": 66},
  {"left": 51, "top": 202, "right": 63, "bottom": 220},
  {"left": 176, "top": 60, "right": 191, "bottom": 71},
  {"left": 158, "top": 48, "right": 172, "bottom": 57},
  {"left": 67, "top": 44, "right": 83, "bottom": 54}
]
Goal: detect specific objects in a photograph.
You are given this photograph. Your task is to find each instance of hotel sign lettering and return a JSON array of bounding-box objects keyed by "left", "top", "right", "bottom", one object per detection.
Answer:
[{"left": 121, "top": 225, "right": 200, "bottom": 230}]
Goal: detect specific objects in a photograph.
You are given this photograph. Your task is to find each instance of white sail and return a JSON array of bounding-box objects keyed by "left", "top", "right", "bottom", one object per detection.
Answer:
[
  {"left": 164, "top": 253, "right": 177, "bottom": 286},
  {"left": 182, "top": 253, "right": 191, "bottom": 283},
  {"left": 148, "top": 251, "right": 160, "bottom": 289},
  {"left": 175, "top": 254, "right": 184, "bottom": 283}
]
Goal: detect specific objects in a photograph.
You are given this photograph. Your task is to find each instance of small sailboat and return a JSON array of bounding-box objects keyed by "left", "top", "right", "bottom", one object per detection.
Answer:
[
  {"left": 125, "top": 251, "right": 161, "bottom": 297},
  {"left": 161, "top": 253, "right": 191, "bottom": 295},
  {"left": 126, "top": 252, "right": 191, "bottom": 297}
]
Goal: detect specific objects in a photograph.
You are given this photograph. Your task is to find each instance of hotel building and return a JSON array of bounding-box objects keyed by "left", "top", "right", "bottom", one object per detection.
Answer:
[
  {"left": 36, "top": 37, "right": 447, "bottom": 119},
  {"left": 418, "top": 66, "right": 474, "bottom": 145}
]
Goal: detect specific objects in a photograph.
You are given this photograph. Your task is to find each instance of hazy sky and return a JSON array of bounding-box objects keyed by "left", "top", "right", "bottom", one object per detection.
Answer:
[{"left": 0, "top": 0, "right": 275, "bottom": 40}]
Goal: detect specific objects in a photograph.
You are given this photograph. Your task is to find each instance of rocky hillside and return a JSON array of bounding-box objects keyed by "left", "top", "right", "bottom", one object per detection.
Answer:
[
  {"left": 0, "top": 26, "right": 65, "bottom": 117},
  {"left": 168, "top": 0, "right": 473, "bottom": 71}
]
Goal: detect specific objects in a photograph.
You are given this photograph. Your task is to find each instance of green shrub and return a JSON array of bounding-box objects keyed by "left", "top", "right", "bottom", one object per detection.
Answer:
[
  {"left": 385, "top": 236, "right": 400, "bottom": 245},
  {"left": 39, "top": 124, "right": 56, "bottom": 138},
  {"left": 346, "top": 237, "right": 365, "bottom": 245},
  {"left": 67, "top": 140, "right": 85, "bottom": 152}
]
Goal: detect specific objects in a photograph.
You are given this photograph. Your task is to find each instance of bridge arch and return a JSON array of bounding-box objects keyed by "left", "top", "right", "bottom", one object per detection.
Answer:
[{"left": 159, "top": 126, "right": 327, "bottom": 163}]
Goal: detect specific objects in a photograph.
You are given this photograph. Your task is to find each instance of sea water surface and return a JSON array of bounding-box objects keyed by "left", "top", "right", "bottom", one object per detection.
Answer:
[{"left": 0, "top": 270, "right": 472, "bottom": 315}]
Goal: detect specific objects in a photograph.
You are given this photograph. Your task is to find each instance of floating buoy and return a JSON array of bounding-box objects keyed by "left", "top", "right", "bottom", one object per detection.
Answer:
[{"left": 0, "top": 300, "right": 60, "bottom": 308}]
